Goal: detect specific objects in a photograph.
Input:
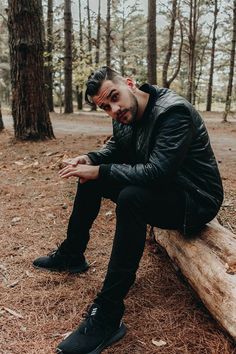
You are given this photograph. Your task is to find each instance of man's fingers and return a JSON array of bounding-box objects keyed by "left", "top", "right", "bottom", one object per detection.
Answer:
[
  {"left": 63, "top": 158, "right": 78, "bottom": 166},
  {"left": 63, "top": 158, "right": 73, "bottom": 165},
  {"left": 60, "top": 169, "right": 77, "bottom": 178},
  {"left": 59, "top": 166, "right": 69, "bottom": 175},
  {"left": 58, "top": 164, "right": 97, "bottom": 181},
  {"left": 59, "top": 165, "right": 75, "bottom": 177}
]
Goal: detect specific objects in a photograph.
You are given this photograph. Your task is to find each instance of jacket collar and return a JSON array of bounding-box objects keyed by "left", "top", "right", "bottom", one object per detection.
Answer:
[{"left": 138, "top": 83, "right": 158, "bottom": 122}]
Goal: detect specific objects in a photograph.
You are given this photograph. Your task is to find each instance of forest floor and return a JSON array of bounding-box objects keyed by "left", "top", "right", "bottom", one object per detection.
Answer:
[{"left": 0, "top": 111, "right": 236, "bottom": 354}]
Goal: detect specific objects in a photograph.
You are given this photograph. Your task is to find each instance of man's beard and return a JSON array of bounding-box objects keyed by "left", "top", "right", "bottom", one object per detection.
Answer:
[
  {"left": 115, "top": 91, "right": 139, "bottom": 124},
  {"left": 128, "top": 91, "right": 139, "bottom": 124}
]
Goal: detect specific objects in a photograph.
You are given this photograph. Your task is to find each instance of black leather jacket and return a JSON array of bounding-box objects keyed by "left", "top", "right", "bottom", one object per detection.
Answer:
[{"left": 88, "top": 85, "right": 224, "bottom": 235}]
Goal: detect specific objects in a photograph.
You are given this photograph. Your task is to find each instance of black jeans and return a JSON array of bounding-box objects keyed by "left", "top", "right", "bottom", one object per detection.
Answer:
[{"left": 64, "top": 178, "right": 186, "bottom": 316}]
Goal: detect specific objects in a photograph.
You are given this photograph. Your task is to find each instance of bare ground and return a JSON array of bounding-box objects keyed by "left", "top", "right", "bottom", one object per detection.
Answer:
[{"left": 0, "top": 111, "right": 236, "bottom": 354}]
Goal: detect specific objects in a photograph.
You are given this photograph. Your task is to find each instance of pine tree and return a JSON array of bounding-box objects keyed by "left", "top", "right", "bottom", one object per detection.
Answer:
[
  {"left": 147, "top": 0, "right": 157, "bottom": 84},
  {"left": 8, "top": 0, "right": 54, "bottom": 140},
  {"left": 64, "top": 0, "right": 73, "bottom": 113},
  {"left": 223, "top": 0, "right": 236, "bottom": 122},
  {"left": 45, "top": 0, "right": 54, "bottom": 112}
]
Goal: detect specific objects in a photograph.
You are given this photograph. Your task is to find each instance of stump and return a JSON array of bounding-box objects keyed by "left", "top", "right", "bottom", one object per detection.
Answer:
[{"left": 153, "top": 220, "right": 236, "bottom": 341}]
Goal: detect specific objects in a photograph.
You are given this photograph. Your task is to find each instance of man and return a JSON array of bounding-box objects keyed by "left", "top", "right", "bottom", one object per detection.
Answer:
[{"left": 33, "top": 66, "right": 223, "bottom": 354}]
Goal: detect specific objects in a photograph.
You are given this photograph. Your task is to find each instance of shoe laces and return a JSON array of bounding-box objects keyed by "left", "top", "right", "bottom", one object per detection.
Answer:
[
  {"left": 81, "top": 305, "right": 103, "bottom": 334},
  {"left": 47, "top": 243, "right": 63, "bottom": 258},
  {"left": 82, "top": 305, "right": 98, "bottom": 319}
]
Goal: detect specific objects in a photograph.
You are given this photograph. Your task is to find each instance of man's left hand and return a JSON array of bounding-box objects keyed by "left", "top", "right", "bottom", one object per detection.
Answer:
[{"left": 59, "top": 164, "right": 99, "bottom": 184}]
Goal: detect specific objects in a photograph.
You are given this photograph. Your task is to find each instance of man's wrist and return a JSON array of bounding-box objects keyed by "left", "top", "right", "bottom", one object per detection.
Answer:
[{"left": 85, "top": 155, "right": 93, "bottom": 165}]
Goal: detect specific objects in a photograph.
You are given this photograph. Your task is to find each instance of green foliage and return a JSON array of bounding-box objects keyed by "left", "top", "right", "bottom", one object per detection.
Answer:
[{"left": 1, "top": 0, "right": 235, "bottom": 109}]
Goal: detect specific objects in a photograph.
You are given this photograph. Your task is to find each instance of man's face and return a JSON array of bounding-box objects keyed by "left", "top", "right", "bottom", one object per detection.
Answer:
[{"left": 92, "top": 79, "right": 139, "bottom": 124}]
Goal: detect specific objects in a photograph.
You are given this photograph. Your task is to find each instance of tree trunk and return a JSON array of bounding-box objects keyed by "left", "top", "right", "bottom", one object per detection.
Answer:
[
  {"left": 76, "top": 85, "right": 83, "bottom": 110},
  {"left": 147, "top": 0, "right": 157, "bottom": 84},
  {"left": 223, "top": 0, "right": 236, "bottom": 122},
  {"left": 86, "top": 0, "right": 96, "bottom": 111},
  {"left": 77, "top": 0, "right": 83, "bottom": 109},
  {"left": 59, "top": 64, "right": 63, "bottom": 114},
  {"left": 106, "top": 0, "right": 111, "bottom": 67},
  {"left": 120, "top": 0, "right": 126, "bottom": 76},
  {"left": 153, "top": 220, "right": 236, "bottom": 341},
  {"left": 206, "top": 0, "right": 219, "bottom": 111},
  {"left": 95, "top": 0, "right": 101, "bottom": 65},
  {"left": 187, "top": 0, "right": 198, "bottom": 104},
  {"left": 8, "top": 0, "right": 54, "bottom": 140},
  {"left": 166, "top": 14, "right": 183, "bottom": 88},
  {"left": 195, "top": 27, "right": 213, "bottom": 105},
  {"left": 64, "top": 0, "right": 73, "bottom": 114},
  {"left": 45, "top": 0, "right": 54, "bottom": 112},
  {"left": 87, "top": 0, "right": 92, "bottom": 65},
  {"left": 0, "top": 102, "right": 4, "bottom": 131},
  {"left": 162, "top": 0, "right": 178, "bottom": 87},
  {"left": 78, "top": 0, "right": 83, "bottom": 49}
]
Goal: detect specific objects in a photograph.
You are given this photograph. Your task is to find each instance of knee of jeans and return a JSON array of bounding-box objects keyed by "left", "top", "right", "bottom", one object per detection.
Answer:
[
  {"left": 76, "top": 179, "right": 101, "bottom": 198},
  {"left": 116, "top": 186, "right": 140, "bottom": 210},
  {"left": 78, "top": 179, "right": 99, "bottom": 190}
]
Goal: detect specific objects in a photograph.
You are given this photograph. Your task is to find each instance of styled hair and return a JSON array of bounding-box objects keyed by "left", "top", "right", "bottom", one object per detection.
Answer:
[{"left": 85, "top": 66, "right": 122, "bottom": 106}]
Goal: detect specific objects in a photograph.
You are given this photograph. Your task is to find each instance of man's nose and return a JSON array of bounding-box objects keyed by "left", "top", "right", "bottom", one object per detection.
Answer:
[{"left": 111, "top": 103, "right": 120, "bottom": 114}]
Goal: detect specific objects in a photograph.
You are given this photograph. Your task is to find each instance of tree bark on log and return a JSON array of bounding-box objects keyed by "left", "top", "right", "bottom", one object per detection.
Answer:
[{"left": 153, "top": 220, "right": 236, "bottom": 341}]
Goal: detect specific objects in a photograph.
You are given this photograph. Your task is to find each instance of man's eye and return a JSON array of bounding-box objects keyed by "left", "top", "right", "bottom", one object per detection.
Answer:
[
  {"left": 103, "top": 105, "right": 110, "bottom": 111},
  {"left": 111, "top": 94, "right": 118, "bottom": 102}
]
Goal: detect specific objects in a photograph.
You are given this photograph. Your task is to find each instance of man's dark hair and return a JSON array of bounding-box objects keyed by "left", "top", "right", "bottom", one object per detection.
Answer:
[{"left": 85, "top": 66, "right": 122, "bottom": 106}]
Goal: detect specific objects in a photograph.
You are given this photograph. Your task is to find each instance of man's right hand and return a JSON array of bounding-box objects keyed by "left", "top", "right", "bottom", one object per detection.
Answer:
[{"left": 63, "top": 155, "right": 92, "bottom": 167}]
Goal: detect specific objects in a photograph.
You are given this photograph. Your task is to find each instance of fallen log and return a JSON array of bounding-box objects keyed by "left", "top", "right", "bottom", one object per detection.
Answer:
[{"left": 153, "top": 219, "right": 236, "bottom": 341}]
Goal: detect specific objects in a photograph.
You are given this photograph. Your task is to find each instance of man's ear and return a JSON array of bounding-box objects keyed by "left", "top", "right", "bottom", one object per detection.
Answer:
[{"left": 125, "top": 77, "right": 135, "bottom": 90}]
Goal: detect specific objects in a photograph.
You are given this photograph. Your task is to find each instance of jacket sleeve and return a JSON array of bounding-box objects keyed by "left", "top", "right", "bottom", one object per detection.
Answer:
[
  {"left": 87, "top": 136, "right": 123, "bottom": 165},
  {"left": 99, "top": 108, "right": 195, "bottom": 187}
]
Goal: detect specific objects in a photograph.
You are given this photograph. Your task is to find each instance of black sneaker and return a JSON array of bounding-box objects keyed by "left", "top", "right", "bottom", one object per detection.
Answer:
[
  {"left": 56, "top": 303, "right": 127, "bottom": 354},
  {"left": 33, "top": 243, "right": 89, "bottom": 274}
]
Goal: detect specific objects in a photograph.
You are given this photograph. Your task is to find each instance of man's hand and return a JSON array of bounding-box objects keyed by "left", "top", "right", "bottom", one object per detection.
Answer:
[
  {"left": 59, "top": 164, "right": 99, "bottom": 183},
  {"left": 63, "top": 154, "right": 92, "bottom": 167}
]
